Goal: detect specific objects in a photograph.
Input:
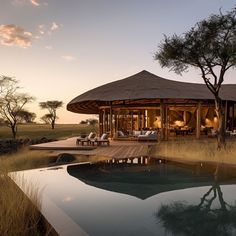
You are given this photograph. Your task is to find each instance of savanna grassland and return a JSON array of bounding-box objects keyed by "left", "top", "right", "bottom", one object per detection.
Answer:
[
  {"left": 153, "top": 139, "right": 236, "bottom": 165},
  {"left": 0, "top": 123, "right": 98, "bottom": 140}
]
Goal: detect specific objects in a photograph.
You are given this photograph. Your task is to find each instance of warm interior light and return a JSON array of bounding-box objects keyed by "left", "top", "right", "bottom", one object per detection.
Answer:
[
  {"left": 174, "top": 120, "right": 184, "bottom": 127},
  {"left": 154, "top": 116, "right": 161, "bottom": 128}
]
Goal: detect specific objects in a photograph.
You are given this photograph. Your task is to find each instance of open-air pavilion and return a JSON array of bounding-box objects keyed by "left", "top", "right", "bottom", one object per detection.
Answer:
[{"left": 67, "top": 70, "right": 236, "bottom": 140}]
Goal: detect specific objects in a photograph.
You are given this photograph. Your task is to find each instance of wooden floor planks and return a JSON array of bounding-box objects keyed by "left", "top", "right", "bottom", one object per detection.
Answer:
[{"left": 30, "top": 137, "right": 156, "bottom": 159}]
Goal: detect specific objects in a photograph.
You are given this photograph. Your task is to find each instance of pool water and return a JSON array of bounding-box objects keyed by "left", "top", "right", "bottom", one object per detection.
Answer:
[{"left": 11, "top": 158, "right": 236, "bottom": 236}]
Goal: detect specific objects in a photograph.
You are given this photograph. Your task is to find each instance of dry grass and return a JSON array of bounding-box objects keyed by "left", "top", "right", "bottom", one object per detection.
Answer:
[
  {"left": 0, "top": 149, "right": 57, "bottom": 236},
  {"left": 0, "top": 123, "right": 97, "bottom": 140},
  {"left": 152, "top": 139, "right": 236, "bottom": 165},
  {"left": 0, "top": 148, "right": 56, "bottom": 173},
  {"left": 0, "top": 175, "right": 47, "bottom": 236}
]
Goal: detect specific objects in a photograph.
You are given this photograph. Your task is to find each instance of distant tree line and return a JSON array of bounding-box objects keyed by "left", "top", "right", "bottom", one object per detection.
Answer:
[{"left": 79, "top": 119, "right": 98, "bottom": 125}]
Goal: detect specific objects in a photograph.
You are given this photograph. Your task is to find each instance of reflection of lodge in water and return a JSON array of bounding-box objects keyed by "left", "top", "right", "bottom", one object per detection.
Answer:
[
  {"left": 67, "top": 157, "right": 232, "bottom": 200},
  {"left": 67, "top": 70, "right": 236, "bottom": 140}
]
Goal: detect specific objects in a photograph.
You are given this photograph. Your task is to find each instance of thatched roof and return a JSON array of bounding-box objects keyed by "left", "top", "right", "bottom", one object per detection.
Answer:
[{"left": 67, "top": 70, "right": 236, "bottom": 114}]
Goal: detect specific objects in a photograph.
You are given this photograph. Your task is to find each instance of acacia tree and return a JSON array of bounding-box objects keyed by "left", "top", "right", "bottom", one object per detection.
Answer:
[
  {"left": 17, "top": 109, "right": 36, "bottom": 123},
  {"left": 155, "top": 8, "right": 236, "bottom": 149},
  {"left": 39, "top": 101, "right": 63, "bottom": 129},
  {"left": 40, "top": 113, "right": 54, "bottom": 125},
  {"left": 0, "top": 76, "right": 34, "bottom": 138}
]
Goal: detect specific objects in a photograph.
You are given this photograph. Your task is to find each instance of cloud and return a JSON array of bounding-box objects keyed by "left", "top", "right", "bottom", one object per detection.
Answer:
[
  {"left": 62, "top": 55, "right": 77, "bottom": 61},
  {"left": 37, "top": 24, "right": 45, "bottom": 35},
  {"left": 30, "top": 0, "right": 40, "bottom": 6},
  {"left": 37, "top": 22, "right": 60, "bottom": 37},
  {"left": 51, "top": 22, "right": 59, "bottom": 31},
  {"left": 11, "top": 0, "right": 48, "bottom": 7},
  {"left": 45, "top": 45, "right": 52, "bottom": 50},
  {"left": 0, "top": 24, "right": 33, "bottom": 48}
]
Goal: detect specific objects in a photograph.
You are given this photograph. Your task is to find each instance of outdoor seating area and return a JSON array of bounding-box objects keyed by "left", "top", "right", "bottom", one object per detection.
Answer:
[
  {"left": 76, "top": 132, "right": 110, "bottom": 146},
  {"left": 114, "top": 130, "right": 158, "bottom": 141}
]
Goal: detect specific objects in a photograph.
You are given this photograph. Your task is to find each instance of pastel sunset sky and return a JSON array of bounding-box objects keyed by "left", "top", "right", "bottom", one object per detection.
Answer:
[{"left": 1, "top": 0, "right": 235, "bottom": 123}]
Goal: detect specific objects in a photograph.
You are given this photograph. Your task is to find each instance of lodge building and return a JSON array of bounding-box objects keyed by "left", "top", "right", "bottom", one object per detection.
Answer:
[{"left": 67, "top": 70, "right": 236, "bottom": 140}]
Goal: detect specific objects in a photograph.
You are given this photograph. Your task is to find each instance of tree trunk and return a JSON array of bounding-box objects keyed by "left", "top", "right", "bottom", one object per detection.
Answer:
[
  {"left": 11, "top": 124, "right": 17, "bottom": 139},
  {"left": 214, "top": 96, "right": 226, "bottom": 149},
  {"left": 51, "top": 120, "right": 55, "bottom": 129}
]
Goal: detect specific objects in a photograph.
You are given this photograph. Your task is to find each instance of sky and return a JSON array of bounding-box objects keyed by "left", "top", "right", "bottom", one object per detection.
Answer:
[{"left": 0, "top": 0, "right": 236, "bottom": 124}]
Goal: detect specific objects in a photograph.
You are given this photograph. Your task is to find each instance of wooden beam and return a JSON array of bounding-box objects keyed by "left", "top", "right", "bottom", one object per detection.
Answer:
[
  {"left": 233, "top": 103, "right": 235, "bottom": 130},
  {"left": 165, "top": 105, "right": 169, "bottom": 140},
  {"left": 183, "top": 111, "right": 187, "bottom": 125},
  {"left": 225, "top": 100, "right": 228, "bottom": 130},
  {"left": 196, "top": 102, "right": 201, "bottom": 139},
  {"left": 109, "top": 105, "right": 113, "bottom": 138},
  {"left": 103, "top": 109, "right": 106, "bottom": 133},
  {"left": 99, "top": 110, "right": 103, "bottom": 136},
  {"left": 160, "top": 100, "right": 168, "bottom": 140},
  {"left": 131, "top": 111, "right": 133, "bottom": 134}
]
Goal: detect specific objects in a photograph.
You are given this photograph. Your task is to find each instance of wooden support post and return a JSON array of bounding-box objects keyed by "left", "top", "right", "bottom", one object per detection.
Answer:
[
  {"left": 165, "top": 105, "right": 169, "bottom": 140},
  {"left": 99, "top": 109, "right": 103, "bottom": 136},
  {"left": 131, "top": 112, "right": 133, "bottom": 135},
  {"left": 233, "top": 103, "right": 235, "bottom": 130},
  {"left": 106, "top": 112, "right": 109, "bottom": 133},
  {"left": 160, "top": 101, "right": 164, "bottom": 140},
  {"left": 109, "top": 105, "right": 113, "bottom": 138},
  {"left": 103, "top": 109, "right": 106, "bottom": 133},
  {"left": 225, "top": 100, "right": 228, "bottom": 130},
  {"left": 196, "top": 102, "right": 201, "bottom": 139},
  {"left": 138, "top": 112, "right": 140, "bottom": 130},
  {"left": 141, "top": 110, "right": 145, "bottom": 129},
  {"left": 114, "top": 113, "right": 117, "bottom": 133},
  {"left": 160, "top": 100, "right": 168, "bottom": 140},
  {"left": 183, "top": 111, "right": 187, "bottom": 125}
]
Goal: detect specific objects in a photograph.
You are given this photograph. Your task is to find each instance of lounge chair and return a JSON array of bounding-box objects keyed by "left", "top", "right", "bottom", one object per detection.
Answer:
[
  {"left": 230, "top": 130, "right": 236, "bottom": 137},
  {"left": 92, "top": 133, "right": 110, "bottom": 146},
  {"left": 76, "top": 132, "right": 96, "bottom": 145},
  {"left": 116, "top": 131, "right": 128, "bottom": 138},
  {"left": 138, "top": 130, "right": 157, "bottom": 141}
]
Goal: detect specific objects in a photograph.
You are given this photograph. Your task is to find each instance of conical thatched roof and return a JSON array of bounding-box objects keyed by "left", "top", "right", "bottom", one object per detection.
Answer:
[{"left": 67, "top": 70, "right": 236, "bottom": 114}]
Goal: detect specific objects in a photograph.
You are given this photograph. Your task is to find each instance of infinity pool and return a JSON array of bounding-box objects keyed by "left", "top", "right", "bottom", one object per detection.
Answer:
[{"left": 11, "top": 158, "right": 236, "bottom": 236}]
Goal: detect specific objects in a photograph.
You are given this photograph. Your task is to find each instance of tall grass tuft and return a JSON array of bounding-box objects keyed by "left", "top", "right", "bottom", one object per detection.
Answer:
[
  {"left": 0, "top": 148, "right": 56, "bottom": 236},
  {"left": 152, "top": 140, "right": 236, "bottom": 164},
  {"left": 0, "top": 174, "right": 43, "bottom": 236},
  {"left": 0, "top": 148, "right": 56, "bottom": 173}
]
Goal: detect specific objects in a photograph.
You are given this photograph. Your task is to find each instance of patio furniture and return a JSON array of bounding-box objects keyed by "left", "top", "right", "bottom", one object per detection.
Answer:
[
  {"left": 92, "top": 133, "right": 110, "bottom": 146},
  {"left": 137, "top": 130, "right": 157, "bottom": 141},
  {"left": 175, "top": 126, "right": 192, "bottom": 136},
  {"left": 77, "top": 132, "right": 96, "bottom": 145},
  {"left": 230, "top": 130, "right": 236, "bottom": 137},
  {"left": 116, "top": 131, "right": 128, "bottom": 138}
]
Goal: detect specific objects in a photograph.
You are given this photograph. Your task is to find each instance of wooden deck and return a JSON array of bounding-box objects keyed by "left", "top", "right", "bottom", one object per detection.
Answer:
[{"left": 30, "top": 137, "right": 157, "bottom": 159}]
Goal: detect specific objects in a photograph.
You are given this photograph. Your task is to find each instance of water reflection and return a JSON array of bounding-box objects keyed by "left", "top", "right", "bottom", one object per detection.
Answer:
[
  {"left": 68, "top": 157, "right": 219, "bottom": 200},
  {"left": 156, "top": 180, "right": 236, "bottom": 236}
]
